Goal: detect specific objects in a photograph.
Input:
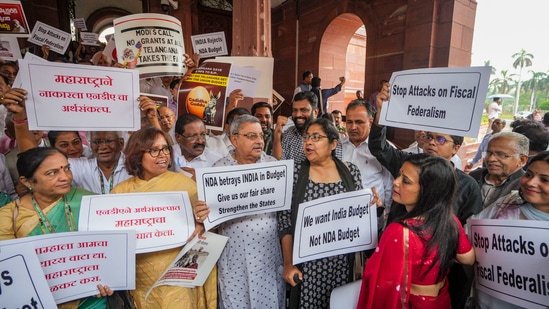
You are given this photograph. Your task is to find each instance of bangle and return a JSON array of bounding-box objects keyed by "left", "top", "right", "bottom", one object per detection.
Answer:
[{"left": 12, "top": 118, "right": 28, "bottom": 125}]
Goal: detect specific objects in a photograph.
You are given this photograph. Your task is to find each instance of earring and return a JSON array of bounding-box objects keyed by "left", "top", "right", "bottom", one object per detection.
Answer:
[{"left": 28, "top": 186, "right": 33, "bottom": 191}]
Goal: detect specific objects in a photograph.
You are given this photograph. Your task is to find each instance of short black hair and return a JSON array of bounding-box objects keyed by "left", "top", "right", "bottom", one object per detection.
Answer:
[
  {"left": 170, "top": 78, "right": 180, "bottom": 90},
  {"left": 293, "top": 91, "right": 318, "bottom": 110},
  {"left": 346, "top": 99, "right": 375, "bottom": 118},
  {"left": 251, "top": 102, "right": 272, "bottom": 115},
  {"left": 226, "top": 107, "right": 250, "bottom": 125},
  {"left": 175, "top": 113, "right": 203, "bottom": 135},
  {"left": 302, "top": 71, "right": 312, "bottom": 80}
]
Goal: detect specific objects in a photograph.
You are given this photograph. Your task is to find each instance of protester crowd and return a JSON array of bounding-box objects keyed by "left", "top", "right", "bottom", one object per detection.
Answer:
[{"left": 1, "top": 45, "right": 548, "bottom": 309}]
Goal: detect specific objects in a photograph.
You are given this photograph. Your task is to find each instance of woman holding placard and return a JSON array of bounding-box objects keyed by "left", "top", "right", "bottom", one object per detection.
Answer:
[
  {"left": 473, "top": 150, "right": 549, "bottom": 308},
  {"left": 0, "top": 147, "right": 113, "bottom": 308},
  {"left": 357, "top": 154, "right": 475, "bottom": 308},
  {"left": 110, "top": 125, "right": 216, "bottom": 309},
  {"left": 278, "top": 118, "right": 364, "bottom": 308}
]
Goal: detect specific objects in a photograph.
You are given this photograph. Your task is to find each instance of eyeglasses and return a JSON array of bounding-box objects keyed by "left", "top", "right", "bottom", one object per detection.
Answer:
[
  {"left": 304, "top": 133, "right": 328, "bottom": 142},
  {"left": 181, "top": 132, "right": 207, "bottom": 142},
  {"left": 482, "top": 151, "right": 518, "bottom": 160},
  {"left": 234, "top": 132, "right": 264, "bottom": 140},
  {"left": 147, "top": 146, "right": 171, "bottom": 157},
  {"left": 91, "top": 139, "right": 117, "bottom": 146},
  {"left": 426, "top": 134, "right": 454, "bottom": 145}
]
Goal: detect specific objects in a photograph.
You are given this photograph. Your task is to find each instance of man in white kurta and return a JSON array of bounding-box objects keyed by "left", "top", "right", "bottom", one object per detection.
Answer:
[{"left": 213, "top": 115, "right": 285, "bottom": 309}]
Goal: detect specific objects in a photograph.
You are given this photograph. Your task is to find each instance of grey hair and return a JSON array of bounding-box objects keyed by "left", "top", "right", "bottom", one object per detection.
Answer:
[
  {"left": 489, "top": 131, "right": 529, "bottom": 156},
  {"left": 230, "top": 114, "right": 260, "bottom": 135}
]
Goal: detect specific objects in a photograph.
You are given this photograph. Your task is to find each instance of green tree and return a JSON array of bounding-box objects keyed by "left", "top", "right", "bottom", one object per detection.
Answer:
[
  {"left": 511, "top": 49, "right": 534, "bottom": 114},
  {"left": 524, "top": 71, "right": 547, "bottom": 110}
]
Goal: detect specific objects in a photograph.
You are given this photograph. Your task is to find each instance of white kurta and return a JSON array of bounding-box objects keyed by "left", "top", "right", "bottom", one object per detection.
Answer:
[{"left": 213, "top": 153, "right": 285, "bottom": 309}]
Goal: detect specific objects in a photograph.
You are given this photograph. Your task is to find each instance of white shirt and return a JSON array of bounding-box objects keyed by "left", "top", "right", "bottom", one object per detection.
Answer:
[
  {"left": 487, "top": 102, "right": 502, "bottom": 120},
  {"left": 206, "top": 133, "right": 234, "bottom": 157},
  {"left": 174, "top": 147, "right": 223, "bottom": 178},
  {"left": 341, "top": 137, "right": 394, "bottom": 206},
  {"left": 69, "top": 154, "right": 131, "bottom": 194}
]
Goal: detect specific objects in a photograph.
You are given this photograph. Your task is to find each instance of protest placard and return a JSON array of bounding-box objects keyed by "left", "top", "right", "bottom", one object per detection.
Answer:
[
  {"left": 0, "top": 35, "right": 21, "bottom": 60},
  {"left": 378, "top": 66, "right": 491, "bottom": 137},
  {"left": 79, "top": 191, "right": 195, "bottom": 253},
  {"left": 147, "top": 232, "right": 228, "bottom": 293},
  {"left": 191, "top": 31, "right": 228, "bottom": 58},
  {"left": 0, "top": 1, "right": 29, "bottom": 36},
  {"left": 17, "top": 59, "right": 140, "bottom": 131},
  {"left": 469, "top": 219, "right": 549, "bottom": 308},
  {"left": 215, "top": 56, "right": 273, "bottom": 102},
  {"left": 196, "top": 160, "right": 294, "bottom": 230},
  {"left": 27, "top": 21, "right": 71, "bottom": 54},
  {"left": 292, "top": 189, "right": 378, "bottom": 264},
  {"left": 80, "top": 32, "right": 99, "bottom": 46},
  {"left": 178, "top": 61, "right": 259, "bottom": 130},
  {"left": 0, "top": 231, "right": 136, "bottom": 304},
  {"left": 73, "top": 18, "right": 87, "bottom": 31},
  {"left": 0, "top": 244, "right": 57, "bottom": 308},
  {"left": 113, "top": 13, "right": 186, "bottom": 77}
]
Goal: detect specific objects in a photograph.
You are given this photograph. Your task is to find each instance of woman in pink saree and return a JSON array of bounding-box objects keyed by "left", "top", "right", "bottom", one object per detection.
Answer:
[{"left": 357, "top": 154, "right": 475, "bottom": 308}]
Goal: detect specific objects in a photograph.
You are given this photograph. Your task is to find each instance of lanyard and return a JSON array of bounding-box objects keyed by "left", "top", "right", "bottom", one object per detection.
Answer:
[
  {"left": 31, "top": 195, "right": 75, "bottom": 234},
  {"left": 99, "top": 165, "right": 117, "bottom": 195}
]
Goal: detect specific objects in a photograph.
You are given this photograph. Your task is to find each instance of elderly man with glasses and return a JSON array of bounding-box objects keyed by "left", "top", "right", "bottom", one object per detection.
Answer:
[
  {"left": 468, "top": 132, "right": 529, "bottom": 208},
  {"left": 173, "top": 113, "right": 222, "bottom": 180}
]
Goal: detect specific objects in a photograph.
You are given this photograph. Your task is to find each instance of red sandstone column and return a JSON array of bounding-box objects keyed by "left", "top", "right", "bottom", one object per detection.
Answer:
[{"left": 231, "top": 0, "right": 272, "bottom": 57}]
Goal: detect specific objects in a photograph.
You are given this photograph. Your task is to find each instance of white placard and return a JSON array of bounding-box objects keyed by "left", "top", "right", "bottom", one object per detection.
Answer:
[
  {"left": 0, "top": 244, "right": 57, "bottom": 308},
  {"left": 196, "top": 160, "right": 294, "bottom": 230},
  {"left": 469, "top": 219, "right": 549, "bottom": 309},
  {"left": 214, "top": 56, "right": 274, "bottom": 101},
  {"left": 73, "top": 18, "right": 87, "bottom": 31},
  {"left": 379, "top": 66, "right": 491, "bottom": 137},
  {"left": 0, "top": 35, "right": 21, "bottom": 60},
  {"left": 79, "top": 192, "right": 195, "bottom": 254},
  {"left": 0, "top": 231, "right": 136, "bottom": 304},
  {"left": 191, "top": 31, "right": 228, "bottom": 58},
  {"left": 292, "top": 189, "right": 378, "bottom": 264},
  {"left": 13, "top": 51, "right": 47, "bottom": 89},
  {"left": 80, "top": 32, "right": 98, "bottom": 46},
  {"left": 18, "top": 60, "right": 140, "bottom": 131},
  {"left": 27, "top": 21, "right": 71, "bottom": 54},
  {"left": 114, "top": 13, "right": 186, "bottom": 77}
]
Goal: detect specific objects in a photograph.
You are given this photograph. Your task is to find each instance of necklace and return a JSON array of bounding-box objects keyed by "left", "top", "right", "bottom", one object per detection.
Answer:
[{"left": 31, "top": 195, "right": 76, "bottom": 234}]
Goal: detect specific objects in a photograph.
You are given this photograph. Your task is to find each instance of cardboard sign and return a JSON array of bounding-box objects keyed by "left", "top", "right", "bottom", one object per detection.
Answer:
[
  {"left": 191, "top": 31, "right": 228, "bottom": 58},
  {"left": 0, "top": 1, "right": 29, "bottom": 36},
  {"left": 27, "top": 21, "right": 71, "bottom": 54},
  {"left": 293, "top": 189, "right": 378, "bottom": 264},
  {"left": 196, "top": 160, "right": 294, "bottom": 230},
  {"left": 0, "top": 245, "right": 57, "bottom": 308},
  {"left": 79, "top": 192, "right": 195, "bottom": 253},
  {"left": 18, "top": 60, "right": 140, "bottom": 131},
  {"left": 469, "top": 219, "right": 549, "bottom": 308},
  {"left": 379, "top": 66, "right": 491, "bottom": 137},
  {"left": 114, "top": 13, "right": 186, "bottom": 77},
  {"left": 0, "top": 231, "right": 136, "bottom": 304}
]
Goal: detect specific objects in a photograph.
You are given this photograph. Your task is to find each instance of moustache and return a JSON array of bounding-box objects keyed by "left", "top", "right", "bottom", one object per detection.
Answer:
[{"left": 192, "top": 143, "right": 205, "bottom": 149}]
